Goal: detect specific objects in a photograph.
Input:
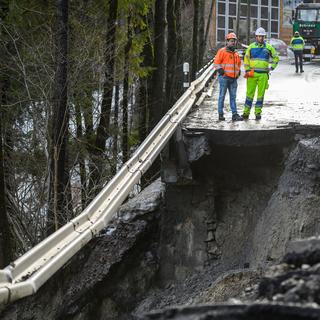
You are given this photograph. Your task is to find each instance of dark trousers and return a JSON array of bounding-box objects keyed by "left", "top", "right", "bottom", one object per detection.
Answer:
[{"left": 294, "top": 51, "right": 303, "bottom": 72}]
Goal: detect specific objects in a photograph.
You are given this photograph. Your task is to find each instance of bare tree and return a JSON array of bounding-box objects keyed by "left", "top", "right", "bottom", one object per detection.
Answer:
[
  {"left": 122, "top": 12, "right": 133, "bottom": 163},
  {"left": 91, "top": 0, "right": 118, "bottom": 195},
  {"left": 143, "top": 0, "right": 167, "bottom": 186},
  {"left": 149, "top": 0, "right": 166, "bottom": 131},
  {"left": 174, "top": 0, "right": 183, "bottom": 99},
  {"left": 166, "top": 0, "right": 178, "bottom": 111},
  {"left": 74, "top": 103, "right": 87, "bottom": 211},
  {"left": 112, "top": 83, "right": 120, "bottom": 174},
  {"left": 138, "top": 10, "right": 153, "bottom": 142},
  {"left": 48, "top": 0, "right": 70, "bottom": 234},
  {"left": 0, "top": 0, "right": 13, "bottom": 267},
  {"left": 191, "top": 0, "right": 199, "bottom": 80},
  {"left": 0, "top": 81, "right": 12, "bottom": 267},
  {"left": 203, "top": 0, "right": 215, "bottom": 52},
  {"left": 198, "top": 0, "right": 205, "bottom": 68}
]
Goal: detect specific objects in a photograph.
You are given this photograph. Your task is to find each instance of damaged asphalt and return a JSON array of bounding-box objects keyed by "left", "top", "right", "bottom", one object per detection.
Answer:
[{"left": 184, "top": 59, "right": 320, "bottom": 130}]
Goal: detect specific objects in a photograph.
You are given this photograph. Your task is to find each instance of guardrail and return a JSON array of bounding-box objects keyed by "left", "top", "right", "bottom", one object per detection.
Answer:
[
  {"left": 0, "top": 61, "right": 214, "bottom": 306},
  {"left": 196, "top": 59, "right": 213, "bottom": 79}
]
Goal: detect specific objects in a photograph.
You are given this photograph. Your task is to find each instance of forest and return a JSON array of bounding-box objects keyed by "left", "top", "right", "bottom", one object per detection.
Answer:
[{"left": 0, "top": 0, "right": 214, "bottom": 267}]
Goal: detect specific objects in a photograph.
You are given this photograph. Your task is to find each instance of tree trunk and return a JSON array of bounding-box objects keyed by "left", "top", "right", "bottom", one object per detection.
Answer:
[
  {"left": 203, "top": 0, "right": 214, "bottom": 55},
  {"left": 112, "top": 83, "right": 119, "bottom": 174},
  {"left": 166, "top": 0, "right": 178, "bottom": 112},
  {"left": 122, "top": 13, "right": 133, "bottom": 163},
  {"left": 82, "top": 102, "right": 95, "bottom": 204},
  {"left": 138, "top": 11, "right": 153, "bottom": 142},
  {"left": 48, "top": 0, "right": 69, "bottom": 234},
  {"left": 198, "top": 0, "right": 205, "bottom": 68},
  {"left": 149, "top": 0, "right": 166, "bottom": 132},
  {"left": 0, "top": 0, "right": 12, "bottom": 267},
  {"left": 64, "top": 149, "right": 73, "bottom": 221},
  {"left": 91, "top": 0, "right": 118, "bottom": 194},
  {"left": 75, "top": 103, "right": 86, "bottom": 211},
  {"left": 0, "top": 80, "right": 12, "bottom": 267},
  {"left": 144, "top": 0, "right": 167, "bottom": 186},
  {"left": 192, "top": 0, "right": 199, "bottom": 80},
  {"left": 174, "top": 0, "right": 183, "bottom": 98}
]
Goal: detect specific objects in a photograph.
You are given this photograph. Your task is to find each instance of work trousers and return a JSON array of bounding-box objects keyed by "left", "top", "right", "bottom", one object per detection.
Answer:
[
  {"left": 294, "top": 50, "right": 304, "bottom": 72},
  {"left": 218, "top": 75, "right": 238, "bottom": 115},
  {"left": 243, "top": 73, "right": 269, "bottom": 116}
]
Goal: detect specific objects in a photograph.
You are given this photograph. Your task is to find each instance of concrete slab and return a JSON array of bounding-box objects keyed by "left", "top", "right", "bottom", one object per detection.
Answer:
[{"left": 184, "top": 60, "right": 320, "bottom": 132}]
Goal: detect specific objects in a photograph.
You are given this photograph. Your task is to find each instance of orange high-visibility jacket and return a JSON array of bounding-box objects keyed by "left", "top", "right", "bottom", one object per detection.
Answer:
[{"left": 214, "top": 47, "right": 241, "bottom": 78}]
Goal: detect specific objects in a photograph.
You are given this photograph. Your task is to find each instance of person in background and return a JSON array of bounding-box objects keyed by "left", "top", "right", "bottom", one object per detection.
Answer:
[
  {"left": 290, "top": 31, "right": 305, "bottom": 73},
  {"left": 214, "top": 32, "right": 243, "bottom": 121},
  {"left": 242, "top": 27, "right": 279, "bottom": 120}
]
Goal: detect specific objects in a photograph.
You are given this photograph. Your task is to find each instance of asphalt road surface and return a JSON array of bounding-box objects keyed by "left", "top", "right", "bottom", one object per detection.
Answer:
[{"left": 184, "top": 59, "right": 320, "bottom": 131}]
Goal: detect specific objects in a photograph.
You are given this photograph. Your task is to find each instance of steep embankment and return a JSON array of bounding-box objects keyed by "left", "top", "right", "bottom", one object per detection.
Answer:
[
  {"left": 249, "top": 138, "right": 320, "bottom": 265},
  {"left": 2, "top": 136, "right": 320, "bottom": 320}
]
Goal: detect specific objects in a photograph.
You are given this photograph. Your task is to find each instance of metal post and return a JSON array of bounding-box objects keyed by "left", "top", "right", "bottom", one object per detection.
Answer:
[
  {"left": 235, "top": 0, "right": 240, "bottom": 39},
  {"left": 268, "top": 8, "right": 271, "bottom": 39},
  {"left": 246, "top": 0, "right": 251, "bottom": 45},
  {"left": 183, "top": 62, "right": 190, "bottom": 90}
]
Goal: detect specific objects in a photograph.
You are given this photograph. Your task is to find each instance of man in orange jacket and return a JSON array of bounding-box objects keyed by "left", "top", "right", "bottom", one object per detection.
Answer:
[{"left": 214, "top": 33, "right": 243, "bottom": 121}]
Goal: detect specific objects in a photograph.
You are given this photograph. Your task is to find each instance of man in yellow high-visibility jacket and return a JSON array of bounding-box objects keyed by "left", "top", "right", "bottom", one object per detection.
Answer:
[
  {"left": 290, "top": 31, "right": 305, "bottom": 73},
  {"left": 242, "top": 27, "right": 279, "bottom": 120}
]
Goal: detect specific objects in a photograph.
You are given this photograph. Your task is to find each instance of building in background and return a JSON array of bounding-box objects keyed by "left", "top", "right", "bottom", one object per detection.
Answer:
[{"left": 209, "top": 0, "right": 319, "bottom": 46}]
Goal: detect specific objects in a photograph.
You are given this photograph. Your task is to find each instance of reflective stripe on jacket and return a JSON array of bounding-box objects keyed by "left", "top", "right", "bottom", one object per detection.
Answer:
[
  {"left": 244, "top": 41, "right": 279, "bottom": 73},
  {"left": 214, "top": 47, "right": 241, "bottom": 78},
  {"left": 290, "top": 36, "right": 305, "bottom": 51}
]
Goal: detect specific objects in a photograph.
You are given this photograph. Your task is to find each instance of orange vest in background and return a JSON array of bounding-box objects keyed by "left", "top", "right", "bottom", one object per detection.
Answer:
[{"left": 214, "top": 47, "right": 241, "bottom": 78}]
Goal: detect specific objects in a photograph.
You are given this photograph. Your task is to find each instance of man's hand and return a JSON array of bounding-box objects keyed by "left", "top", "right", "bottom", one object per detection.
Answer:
[
  {"left": 217, "top": 68, "right": 225, "bottom": 76},
  {"left": 244, "top": 69, "right": 254, "bottom": 78}
]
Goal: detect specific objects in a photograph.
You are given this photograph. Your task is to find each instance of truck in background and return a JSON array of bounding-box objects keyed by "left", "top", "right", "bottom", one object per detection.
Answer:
[{"left": 293, "top": 2, "right": 320, "bottom": 61}]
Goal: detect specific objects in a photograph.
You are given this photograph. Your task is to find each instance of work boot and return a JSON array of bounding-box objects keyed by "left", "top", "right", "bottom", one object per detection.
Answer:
[
  {"left": 242, "top": 114, "right": 249, "bottom": 120},
  {"left": 218, "top": 113, "right": 225, "bottom": 121},
  {"left": 232, "top": 113, "right": 243, "bottom": 121},
  {"left": 255, "top": 114, "right": 261, "bottom": 120},
  {"left": 300, "top": 70, "right": 304, "bottom": 73}
]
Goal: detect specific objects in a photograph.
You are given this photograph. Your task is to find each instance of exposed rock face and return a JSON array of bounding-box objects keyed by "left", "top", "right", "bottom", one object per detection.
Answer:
[
  {"left": 249, "top": 138, "right": 320, "bottom": 266},
  {"left": 159, "top": 141, "right": 288, "bottom": 279},
  {"left": 161, "top": 136, "right": 320, "bottom": 276},
  {"left": 158, "top": 182, "right": 216, "bottom": 283}
]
